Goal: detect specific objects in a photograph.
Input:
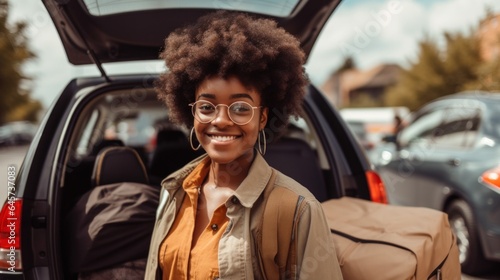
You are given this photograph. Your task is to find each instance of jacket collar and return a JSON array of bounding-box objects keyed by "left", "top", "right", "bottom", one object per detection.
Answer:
[
  {"left": 233, "top": 152, "right": 272, "bottom": 208},
  {"left": 160, "top": 151, "right": 272, "bottom": 208}
]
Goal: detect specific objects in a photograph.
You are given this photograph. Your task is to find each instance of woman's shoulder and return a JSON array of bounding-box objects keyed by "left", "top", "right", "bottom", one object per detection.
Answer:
[
  {"left": 272, "top": 169, "right": 318, "bottom": 202},
  {"left": 269, "top": 169, "right": 328, "bottom": 225}
]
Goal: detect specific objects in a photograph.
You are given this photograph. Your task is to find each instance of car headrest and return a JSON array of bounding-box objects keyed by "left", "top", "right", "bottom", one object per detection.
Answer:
[
  {"left": 156, "top": 128, "right": 187, "bottom": 145},
  {"left": 91, "top": 146, "right": 149, "bottom": 187},
  {"left": 91, "top": 139, "right": 125, "bottom": 155}
]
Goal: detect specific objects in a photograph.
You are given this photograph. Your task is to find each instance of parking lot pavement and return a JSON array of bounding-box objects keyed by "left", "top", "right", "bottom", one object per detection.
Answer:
[{"left": 0, "top": 144, "right": 498, "bottom": 279}]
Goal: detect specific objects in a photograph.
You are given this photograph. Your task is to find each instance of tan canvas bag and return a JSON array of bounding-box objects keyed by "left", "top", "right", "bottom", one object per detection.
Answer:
[{"left": 321, "top": 197, "right": 461, "bottom": 280}]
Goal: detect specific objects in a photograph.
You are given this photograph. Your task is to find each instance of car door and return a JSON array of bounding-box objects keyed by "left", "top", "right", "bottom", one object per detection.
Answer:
[
  {"left": 381, "top": 103, "right": 482, "bottom": 208},
  {"left": 379, "top": 106, "right": 447, "bottom": 205},
  {"left": 406, "top": 105, "right": 482, "bottom": 209},
  {"left": 305, "top": 85, "right": 374, "bottom": 201}
]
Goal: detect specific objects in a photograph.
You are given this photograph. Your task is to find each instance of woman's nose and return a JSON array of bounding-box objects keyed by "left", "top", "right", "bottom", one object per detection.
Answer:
[{"left": 211, "top": 106, "right": 233, "bottom": 127}]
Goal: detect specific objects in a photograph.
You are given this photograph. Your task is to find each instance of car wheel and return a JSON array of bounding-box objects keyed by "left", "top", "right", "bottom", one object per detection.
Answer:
[{"left": 446, "top": 199, "right": 494, "bottom": 275}]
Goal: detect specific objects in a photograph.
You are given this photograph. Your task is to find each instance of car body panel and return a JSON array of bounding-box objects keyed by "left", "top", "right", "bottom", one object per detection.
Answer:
[{"left": 41, "top": 0, "right": 341, "bottom": 65}]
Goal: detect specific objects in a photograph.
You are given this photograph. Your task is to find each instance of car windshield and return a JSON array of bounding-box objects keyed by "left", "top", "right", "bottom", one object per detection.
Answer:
[{"left": 82, "top": 0, "right": 300, "bottom": 17}]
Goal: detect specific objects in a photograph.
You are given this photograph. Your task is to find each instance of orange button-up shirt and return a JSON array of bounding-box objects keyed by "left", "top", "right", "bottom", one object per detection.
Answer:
[{"left": 159, "top": 158, "right": 229, "bottom": 280}]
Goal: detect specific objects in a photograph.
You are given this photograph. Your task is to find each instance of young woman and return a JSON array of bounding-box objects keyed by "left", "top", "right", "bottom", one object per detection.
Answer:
[{"left": 145, "top": 11, "right": 343, "bottom": 280}]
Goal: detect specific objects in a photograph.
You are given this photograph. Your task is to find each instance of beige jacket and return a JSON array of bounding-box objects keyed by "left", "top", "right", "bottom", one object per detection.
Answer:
[{"left": 145, "top": 153, "right": 343, "bottom": 280}]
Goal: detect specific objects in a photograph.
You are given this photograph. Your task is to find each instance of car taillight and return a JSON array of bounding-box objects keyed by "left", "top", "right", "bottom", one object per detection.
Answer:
[
  {"left": 0, "top": 199, "right": 22, "bottom": 272},
  {"left": 480, "top": 166, "right": 500, "bottom": 189},
  {"left": 365, "top": 171, "right": 388, "bottom": 204}
]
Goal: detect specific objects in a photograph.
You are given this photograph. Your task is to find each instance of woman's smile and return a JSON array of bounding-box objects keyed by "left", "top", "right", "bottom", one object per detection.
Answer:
[{"left": 207, "top": 133, "right": 241, "bottom": 143}]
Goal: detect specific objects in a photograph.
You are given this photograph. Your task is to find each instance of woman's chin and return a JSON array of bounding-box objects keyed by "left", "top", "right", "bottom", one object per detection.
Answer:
[{"left": 204, "top": 147, "right": 255, "bottom": 165}]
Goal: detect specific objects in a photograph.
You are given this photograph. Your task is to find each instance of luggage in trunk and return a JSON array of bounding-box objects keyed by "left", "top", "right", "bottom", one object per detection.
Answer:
[{"left": 321, "top": 197, "right": 461, "bottom": 280}]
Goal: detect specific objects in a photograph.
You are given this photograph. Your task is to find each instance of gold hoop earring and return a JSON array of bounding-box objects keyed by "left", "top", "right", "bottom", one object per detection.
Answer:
[
  {"left": 258, "top": 129, "right": 266, "bottom": 155},
  {"left": 189, "top": 127, "right": 201, "bottom": 151}
]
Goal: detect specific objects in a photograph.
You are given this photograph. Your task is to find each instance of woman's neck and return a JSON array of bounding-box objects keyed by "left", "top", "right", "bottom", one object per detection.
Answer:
[{"left": 208, "top": 150, "right": 256, "bottom": 190}]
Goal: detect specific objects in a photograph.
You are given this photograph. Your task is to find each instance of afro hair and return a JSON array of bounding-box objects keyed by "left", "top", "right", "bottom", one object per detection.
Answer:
[{"left": 156, "top": 10, "right": 309, "bottom": 136}]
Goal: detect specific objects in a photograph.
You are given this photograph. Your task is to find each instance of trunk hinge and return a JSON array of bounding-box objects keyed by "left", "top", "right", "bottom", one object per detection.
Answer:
[{"left": 87, "top": 49, "right": 111, "bottom": 83}]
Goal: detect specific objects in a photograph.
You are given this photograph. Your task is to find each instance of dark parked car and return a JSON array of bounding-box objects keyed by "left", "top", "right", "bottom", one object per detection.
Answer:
[
  {"left": 374, "top": 91, "right": 500, "bottom": 275},
  {"left": 0, "top": 0, "right": 387, "bottom": 279},
  {"left": 0, "top": 121, "right": 37, "bottom": 146}
]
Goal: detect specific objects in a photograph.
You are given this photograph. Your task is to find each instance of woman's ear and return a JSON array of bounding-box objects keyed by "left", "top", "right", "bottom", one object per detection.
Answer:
[{"left": 259, "top": 107, "right": 269, "bottom": 131}]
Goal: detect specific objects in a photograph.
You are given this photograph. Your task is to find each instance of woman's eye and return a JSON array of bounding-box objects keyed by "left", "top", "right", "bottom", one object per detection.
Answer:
[
  {"left": 231, "top": 103, "right": 251, "bottom": 113},
  {"left": 198, "top": 103, "right": 215, "bottom": 112}
]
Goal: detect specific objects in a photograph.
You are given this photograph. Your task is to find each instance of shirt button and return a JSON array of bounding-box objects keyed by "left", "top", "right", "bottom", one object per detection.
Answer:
[
  {"left": 211, "top": 224, "right": 218, "bottom": 231},
  {"left": 231, "top": 196, "right": 239, "bottom": 204}
]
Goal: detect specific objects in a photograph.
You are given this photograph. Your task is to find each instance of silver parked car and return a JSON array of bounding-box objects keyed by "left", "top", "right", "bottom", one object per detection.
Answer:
[{"left": 375, "top": 91, "right": 500, "bottom": 275}]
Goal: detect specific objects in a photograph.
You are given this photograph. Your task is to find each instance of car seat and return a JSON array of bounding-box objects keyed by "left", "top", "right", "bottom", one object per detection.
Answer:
[
  {"left": 62, "top": 139, "right": 126, "bottom": 218},
  {"left": 90, "top": 139, "right": 125, "bottom": 155},
  {"left": 149, "top": 128, "right": 204, "bottom": 185},
  {"left": 91, "top": 146, "right": 149, "bottom": 187},
  {"left": 65, "top": 146, "right": 159, "bottom": 280},
  {"left": 264, "top": 137, "right": 328, "bottom": 202}
]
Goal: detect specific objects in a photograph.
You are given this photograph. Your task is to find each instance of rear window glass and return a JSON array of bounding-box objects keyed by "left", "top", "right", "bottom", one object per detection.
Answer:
[{"left": 82, "top": 0, "right": 299, "bottom": 17}]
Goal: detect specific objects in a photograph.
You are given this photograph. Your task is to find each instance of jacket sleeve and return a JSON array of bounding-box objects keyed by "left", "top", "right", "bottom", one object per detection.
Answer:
[{"left": 295, "top": 198, "right": 344, "bottom": 280}]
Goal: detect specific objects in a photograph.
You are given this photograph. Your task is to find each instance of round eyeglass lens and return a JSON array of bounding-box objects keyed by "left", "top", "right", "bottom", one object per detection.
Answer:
[
  {"left": 191, "top": 101, "right": 256, "bottom": 125},
  {"left": 192, "top": 101, "right": 216, "bottom": 123},
  {"left": 228, "top": 102, "right": 254, "bottom": 124}
]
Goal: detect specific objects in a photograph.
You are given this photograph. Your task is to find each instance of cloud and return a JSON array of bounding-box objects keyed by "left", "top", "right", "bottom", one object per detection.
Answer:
[
  {"left": 306, "top": 0, "right": 425, "bottom": 85},
  {"left": 306, "top": 0, "right": 500, "bottom": 86},
  {"left": 427, "top": 0, "right": 499, "bottom": 34}
]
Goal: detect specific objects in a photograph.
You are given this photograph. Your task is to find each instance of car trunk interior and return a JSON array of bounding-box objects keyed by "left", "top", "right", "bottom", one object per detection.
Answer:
[{"left": 55, "top": 83, "right": 337, "bottom": 278}]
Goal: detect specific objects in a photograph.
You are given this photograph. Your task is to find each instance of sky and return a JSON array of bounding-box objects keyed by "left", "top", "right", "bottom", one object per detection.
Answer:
[{"left": 6, "top": 0, "right": 500, "bottom": 108}]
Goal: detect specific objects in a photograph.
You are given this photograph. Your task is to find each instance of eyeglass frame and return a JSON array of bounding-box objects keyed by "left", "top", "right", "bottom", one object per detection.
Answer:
[{"left": 189, "top": 100, "right": 263, "bottom": 125}]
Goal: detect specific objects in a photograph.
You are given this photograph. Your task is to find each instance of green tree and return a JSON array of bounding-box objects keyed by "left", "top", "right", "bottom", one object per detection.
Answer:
[
  {"left": 443, "top": 31, "right": 482, "bottom": 91},
  {"left": 384, "top": 30, "right": 481, "bottom": 111},
  {"left": 464, "top": 43, "right": 500, "bottom": 91},
  {"left": 458, "top": 8, "right": 500, "bottom": 92},
  {"left": 0, "top": 0, "right": 41, "bottom": 125}
]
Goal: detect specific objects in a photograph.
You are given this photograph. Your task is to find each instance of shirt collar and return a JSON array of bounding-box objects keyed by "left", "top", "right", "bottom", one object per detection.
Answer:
[
  {"left": 161, "top": 154, "right": 208, "bottom": 192},
  {"left": 161, "top": 152, "right": 272, "bottom": 208}
]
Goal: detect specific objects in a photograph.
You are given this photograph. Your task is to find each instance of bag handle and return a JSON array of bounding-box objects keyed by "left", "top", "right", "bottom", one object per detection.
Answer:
[{"left": 261, "top": 169, "right": 300, "bottom": 280}]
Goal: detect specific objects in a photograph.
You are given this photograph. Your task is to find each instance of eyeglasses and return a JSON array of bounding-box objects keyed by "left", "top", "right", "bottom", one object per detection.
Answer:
[{"left": 189, "top": 100, "right": 262, "bottom": 125}]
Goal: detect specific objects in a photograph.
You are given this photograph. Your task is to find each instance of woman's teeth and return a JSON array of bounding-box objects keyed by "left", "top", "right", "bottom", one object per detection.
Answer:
[{"left": 210, "top": 135, "right": 237, "bottom": 142}]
